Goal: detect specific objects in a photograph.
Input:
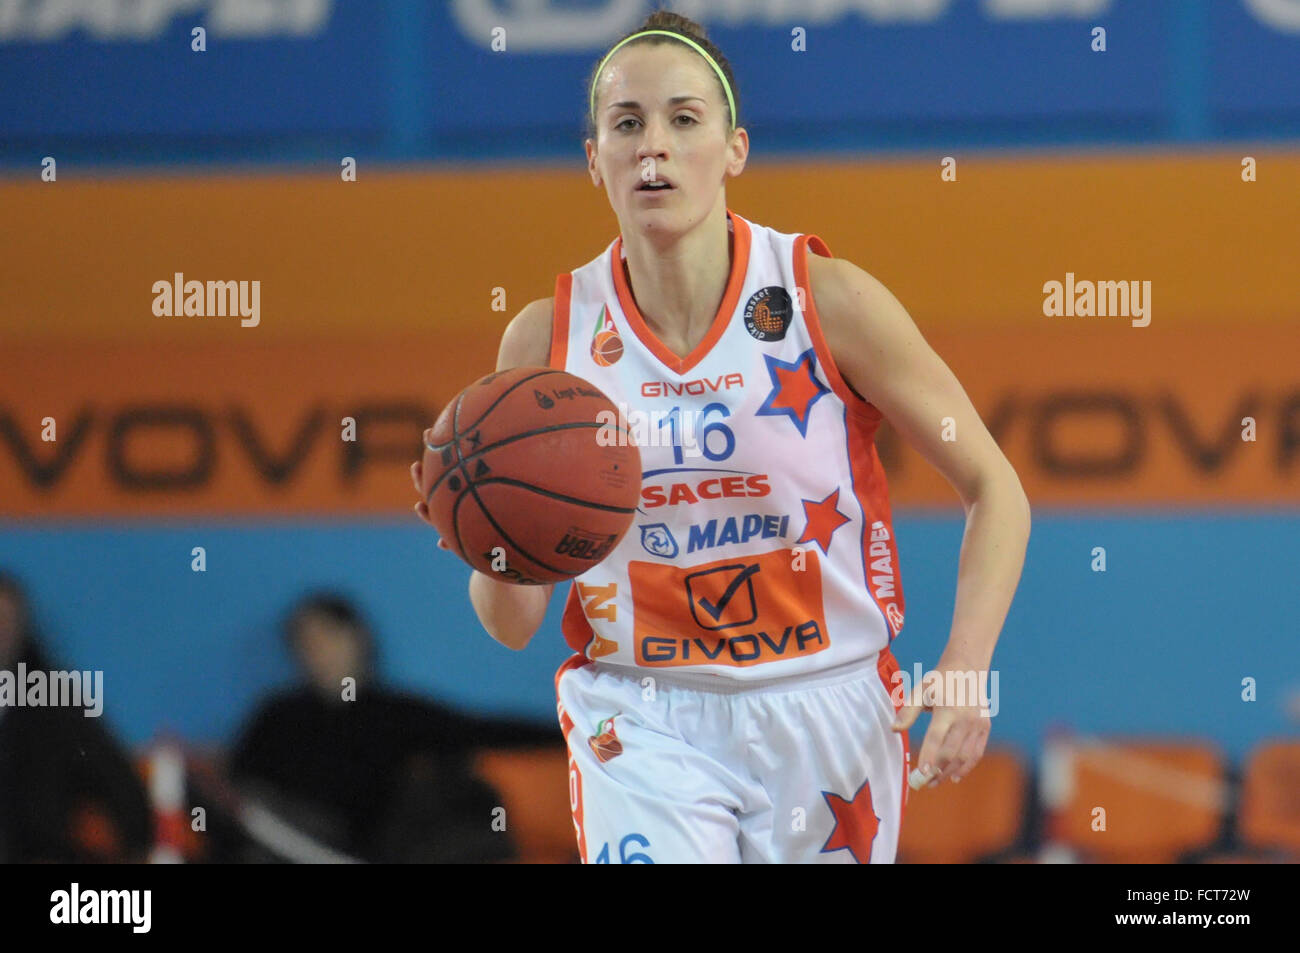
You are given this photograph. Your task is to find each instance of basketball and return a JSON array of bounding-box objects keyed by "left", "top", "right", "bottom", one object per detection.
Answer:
[{"left": 421, "top": 366, "right": 641, "bottom": 584}]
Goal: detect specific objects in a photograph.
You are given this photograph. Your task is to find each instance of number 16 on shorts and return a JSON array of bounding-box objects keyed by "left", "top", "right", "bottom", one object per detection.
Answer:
[{"left": 594, "top": 833, "right": 654, "bottom": 864}]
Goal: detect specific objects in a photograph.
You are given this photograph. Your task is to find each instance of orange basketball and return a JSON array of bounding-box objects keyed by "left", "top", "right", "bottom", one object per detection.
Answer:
[{"left": 421, "top": 367, "right": 640, "bottom": 584}]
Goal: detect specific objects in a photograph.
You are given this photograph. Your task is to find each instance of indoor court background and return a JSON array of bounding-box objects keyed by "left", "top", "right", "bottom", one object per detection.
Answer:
[{"left": 1, "top": 0, "right": 1297, "bottom": 863}]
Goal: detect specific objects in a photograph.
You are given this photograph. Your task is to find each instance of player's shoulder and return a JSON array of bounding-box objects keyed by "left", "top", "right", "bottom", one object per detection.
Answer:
[
  {"left": 497, "top": 297, "right": 554, "bottom": 371},
  {"left": 804, "top": 250, "right": 903, "bottom": 338},
  {"left": 803, "top": 247, "right": 924, "bottom": 409},
  {"left": 806, "top": 250, "right": 880, "bottom": 309}
]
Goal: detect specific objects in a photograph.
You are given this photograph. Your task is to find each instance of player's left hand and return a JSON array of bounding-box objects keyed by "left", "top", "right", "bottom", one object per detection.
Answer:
[{"left": 891, "top": 660, "right": 992, "bottom": 790}]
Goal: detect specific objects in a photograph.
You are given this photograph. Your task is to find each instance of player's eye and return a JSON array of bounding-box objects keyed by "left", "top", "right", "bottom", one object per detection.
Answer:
[
  {"left": 674, "top": 114, "right": 698, "bottom": 125},
  {"left": 615, "top": 117, "right": 639, "bottom": 131}
]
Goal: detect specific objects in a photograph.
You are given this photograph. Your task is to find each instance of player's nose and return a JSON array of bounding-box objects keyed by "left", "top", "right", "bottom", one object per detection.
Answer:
[{"left": 636, "top": 115, "right": 671, "bottom": 158}]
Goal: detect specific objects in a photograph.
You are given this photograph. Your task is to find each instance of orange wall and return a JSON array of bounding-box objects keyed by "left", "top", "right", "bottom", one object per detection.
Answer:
[{"left": 1, "top": 150, "right": 1296, "bottom": 514}]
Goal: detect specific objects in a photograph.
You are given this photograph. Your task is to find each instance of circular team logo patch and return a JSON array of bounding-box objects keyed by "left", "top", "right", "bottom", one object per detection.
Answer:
[{"left": 743, "top": 286, "right": 793, "bottom": 342}]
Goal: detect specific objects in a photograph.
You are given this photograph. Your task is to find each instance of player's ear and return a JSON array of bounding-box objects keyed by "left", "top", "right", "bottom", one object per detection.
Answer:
[
  {"left": 725, "top": 126, "right": 749, "bottom": 178},
  {"left": 585, "top": 138, "right": 602, "bottom": 187}
]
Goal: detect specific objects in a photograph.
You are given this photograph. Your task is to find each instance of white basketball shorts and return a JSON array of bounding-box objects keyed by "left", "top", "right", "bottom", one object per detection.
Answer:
[{"left": 554, "top": 650, "right": 910, "bottom": 864}]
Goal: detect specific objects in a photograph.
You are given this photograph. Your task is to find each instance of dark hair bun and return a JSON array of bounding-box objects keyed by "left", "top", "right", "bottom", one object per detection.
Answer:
[{"left": 641, "top": 10, "right": 711, "bottom": 41}]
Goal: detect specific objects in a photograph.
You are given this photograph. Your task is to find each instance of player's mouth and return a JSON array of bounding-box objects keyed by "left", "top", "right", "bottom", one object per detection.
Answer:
[{"left": 636, "top": 175, "right": 675, "bottom": 193}]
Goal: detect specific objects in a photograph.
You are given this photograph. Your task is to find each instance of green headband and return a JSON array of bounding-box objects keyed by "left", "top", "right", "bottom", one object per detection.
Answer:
[{"left": 589, "top": 29, "right": 736, "bottom": 132}]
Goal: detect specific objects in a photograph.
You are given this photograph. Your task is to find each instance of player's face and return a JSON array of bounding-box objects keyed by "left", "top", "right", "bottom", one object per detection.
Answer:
[
  {"left": 293, "top": 614, "right": 366, "bottom": 696},
  {"left": 587, "top": 44, "right": 745, "bottom": 236}
]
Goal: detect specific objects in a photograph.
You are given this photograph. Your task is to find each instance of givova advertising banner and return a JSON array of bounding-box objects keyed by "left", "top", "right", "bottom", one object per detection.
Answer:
[{"left": 1, "top": 151, "right": 1296, "bottom": 513}]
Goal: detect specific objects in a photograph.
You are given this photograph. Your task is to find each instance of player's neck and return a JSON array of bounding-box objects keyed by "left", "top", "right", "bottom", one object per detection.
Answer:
[{"left": 619, "top": 205, "right": 732, "bottom": 356}]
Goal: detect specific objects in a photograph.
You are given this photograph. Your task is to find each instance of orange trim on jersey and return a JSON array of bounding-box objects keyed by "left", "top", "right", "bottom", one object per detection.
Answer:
[
  {"left": 794, "top": 233, "right": 880, "bottom": 423},
  {"left": 550, "top": 273, "right": 573, "bottom": 369},
  {"left": 843, "top": 410, "right": 905, "bottom": 645},
  {"left": 609, "top": 208, "right": 753, "bottom": 375},
  {"left": 554, "top": 651, "right": 593, "bottom": 699},
  {"left": 560, "top": 583, "right": 596, "bottom": 656},
  {"left": 876, "top": 645, "right": 903, "bottom": 717}
]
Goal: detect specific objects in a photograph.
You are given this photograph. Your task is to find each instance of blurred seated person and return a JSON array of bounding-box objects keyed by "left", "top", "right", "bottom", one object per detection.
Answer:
[
  {"left": 228, "top": 593, "right": 557, "bottom": 862},
  {"left": 0, "top": 571, "right": 153, "bottom": 862}
]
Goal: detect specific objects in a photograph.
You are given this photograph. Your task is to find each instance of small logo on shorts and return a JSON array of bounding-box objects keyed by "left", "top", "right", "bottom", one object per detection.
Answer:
[
  {"left": 588, "top": 716, "right": 623, "bottom": 762},
  {"left": 743, "top": 286, "right": 793, "bottom": 342}
]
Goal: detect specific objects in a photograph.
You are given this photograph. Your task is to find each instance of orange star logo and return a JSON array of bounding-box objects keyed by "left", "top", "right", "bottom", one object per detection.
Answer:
[
  {"left": 796, "top": 488, "right": 851, "bottom": 554},
  {"left": 755, "top": 349, "right": 830, "bottom": 436},
  {"left": 821, "top": 778, "right": 879, "bottom": 863},
  {"left": 770, "top": 363, "right": 820, "bottom": 413}
]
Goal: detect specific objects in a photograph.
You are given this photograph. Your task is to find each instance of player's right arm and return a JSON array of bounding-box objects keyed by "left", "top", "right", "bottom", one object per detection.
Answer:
[
  {"left": 464, "top": 298, "right": 557, "bottom": 650},
  {"left": 411, "top": 298, "right": 556, "bottom": 648}
]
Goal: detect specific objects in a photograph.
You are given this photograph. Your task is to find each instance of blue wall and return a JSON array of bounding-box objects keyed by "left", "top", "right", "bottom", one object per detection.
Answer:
[
  {"left": 3, "top": 0, "right": 1299, "bottom": 168},
  {"left": 3, "top": 509, "right": 1296, "bottom": 762}
]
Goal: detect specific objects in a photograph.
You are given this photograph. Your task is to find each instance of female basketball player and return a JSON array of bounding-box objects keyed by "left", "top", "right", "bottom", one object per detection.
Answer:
[{"left": 412, "top": 11, "right": 1030, "bottom": 863}]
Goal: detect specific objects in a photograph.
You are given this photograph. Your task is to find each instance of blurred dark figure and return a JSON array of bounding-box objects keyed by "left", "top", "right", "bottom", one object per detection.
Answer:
[
  {"left": 0, "top": 572, "right": 153, "bottom": 862},
  {"left": 228, "top": 592, "right": 556, "bottom": 863}
]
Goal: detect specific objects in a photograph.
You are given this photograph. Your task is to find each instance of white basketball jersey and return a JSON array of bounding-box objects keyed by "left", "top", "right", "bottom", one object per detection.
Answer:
[{"left": 550, "top": 209, "right": 905, "bottom": 681}]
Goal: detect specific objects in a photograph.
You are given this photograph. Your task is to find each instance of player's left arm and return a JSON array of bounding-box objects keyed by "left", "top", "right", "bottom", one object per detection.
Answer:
[{"left": 807, "top": 253, "right": 1032, "bottom": 787}]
